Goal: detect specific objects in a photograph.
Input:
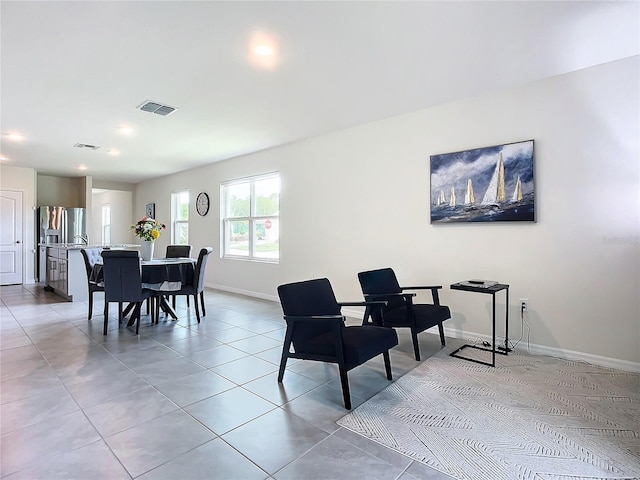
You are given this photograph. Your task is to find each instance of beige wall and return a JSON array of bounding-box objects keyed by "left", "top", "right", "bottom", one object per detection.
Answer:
[
  {"left": 36, "top": 174, "right": 87, "bottom": 207},
  {"left": 135, "top": 56, "right": 640, "bottom": 370},
  {"left": 0, "top": 169, "right": 138, "bottom": 281},
  {"left": 2, "top": 57, "right": 637, "bottom": 368},
  {"left": 90, "top": 190, "right": 134, "bottom": 245}
]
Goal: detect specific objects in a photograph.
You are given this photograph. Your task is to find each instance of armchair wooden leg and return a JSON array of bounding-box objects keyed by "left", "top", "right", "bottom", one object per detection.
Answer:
[
  {"left": 338, "top": 363, "right": 351, "bottom": 410},
  {"left": 278, "top": 355, "right": 288, "bottom": 383},
  {"left": 411, "top": 329, "right": 421, "bottom": 361},
  {"left": 278, "top": 330, "right": 294, "bottom": 383},
  {"left": 383, "top": 351, "right": 393, "bottom": 380},
  {"left": 438, "top": 323, "right": 446, "bottom": 346}
]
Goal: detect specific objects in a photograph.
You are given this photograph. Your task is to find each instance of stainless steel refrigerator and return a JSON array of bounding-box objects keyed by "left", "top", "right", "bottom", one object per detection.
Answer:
[{"left": 37, "top": 206, "right": 87, "bottom": 281}]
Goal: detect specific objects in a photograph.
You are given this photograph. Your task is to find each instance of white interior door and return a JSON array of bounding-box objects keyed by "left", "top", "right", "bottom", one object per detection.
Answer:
[{"left": 0, "top": 190, "right": 24, "bottom": 285}]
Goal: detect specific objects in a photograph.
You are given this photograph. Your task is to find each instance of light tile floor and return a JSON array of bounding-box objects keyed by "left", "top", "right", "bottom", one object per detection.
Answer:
[{"left": 0, "top": 284, "right": 454, "bottom": 479}]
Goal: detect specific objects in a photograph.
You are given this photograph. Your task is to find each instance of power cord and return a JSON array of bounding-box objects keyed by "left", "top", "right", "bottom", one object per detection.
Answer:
[{"left": 512, "top": 302, "right": 531, "bottom": 352}]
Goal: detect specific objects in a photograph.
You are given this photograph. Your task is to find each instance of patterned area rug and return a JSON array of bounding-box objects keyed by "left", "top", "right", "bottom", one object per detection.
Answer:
[{"left": 337, "top": 349, "right": 640, "bottom": 480}]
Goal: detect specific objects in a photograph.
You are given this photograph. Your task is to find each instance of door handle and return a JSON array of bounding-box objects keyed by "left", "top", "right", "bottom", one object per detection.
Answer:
[{"left": 16, "top": 240, "right": 21, "bottom": 244}]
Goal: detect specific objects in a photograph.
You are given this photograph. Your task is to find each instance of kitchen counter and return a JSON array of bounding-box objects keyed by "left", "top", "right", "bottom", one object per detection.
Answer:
[
  {"left": 40, "top": 244, "right": 141, "bottom": 301},
  {"left": 39, "top": 243, "right": 141, "bottom": 250}
]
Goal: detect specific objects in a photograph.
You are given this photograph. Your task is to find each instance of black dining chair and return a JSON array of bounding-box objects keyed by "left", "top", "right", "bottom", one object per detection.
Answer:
[
  {"left": 358, "top": 267, "right": 451, "bottom": 361},
  {"left": 277, "top": 278, "right": 398, "bottom": 409},
  {"left": 166, "top": 244, "right": 192, "bottom": 258},
  {"left": 80, "top": 248, "right": 104, "bottom": 320},
  {"left": 101, "top": 250, "right": 156, "bottom": 335},
  {"left": 165, "top": 244, "right": 193, "bottom": 308},
  {"left": 171, "top": 247, "right": 213, "bottom": 323}
]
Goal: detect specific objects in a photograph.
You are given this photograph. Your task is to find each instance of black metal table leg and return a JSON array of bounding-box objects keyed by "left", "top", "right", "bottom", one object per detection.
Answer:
[{"left": 449, "top": 282, "right": 510, "bottom": 367}]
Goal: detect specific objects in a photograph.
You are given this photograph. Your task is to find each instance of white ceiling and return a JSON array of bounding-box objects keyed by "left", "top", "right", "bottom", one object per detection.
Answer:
[{"left": 1, "top": 1, "right": 638, "bottom": 184}]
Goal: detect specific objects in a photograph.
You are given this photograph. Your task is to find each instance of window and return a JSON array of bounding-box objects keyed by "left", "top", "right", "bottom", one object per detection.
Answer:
[
  {"left": 101, "top": 204, "right": 111, "bottom": 244},
  {"left": 171, "top": 191, "right": 189, "bottom": 244},
  {"left": 222, "top": 173, "right": 279, "bottom": 261}
]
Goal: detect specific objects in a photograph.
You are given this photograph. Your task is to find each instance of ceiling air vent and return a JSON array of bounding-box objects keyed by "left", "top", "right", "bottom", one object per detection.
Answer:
[
  {"left": 138, "top": 100, "right": 178, "bottom": 116},
  {"left": 74, "top": 143, "right": 100, "bottom": 150}
]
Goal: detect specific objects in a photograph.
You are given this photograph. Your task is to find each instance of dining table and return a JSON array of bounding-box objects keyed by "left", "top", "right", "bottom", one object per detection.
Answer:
[{"left": 90, "top": 256, "right": 196, "bottom": 322}]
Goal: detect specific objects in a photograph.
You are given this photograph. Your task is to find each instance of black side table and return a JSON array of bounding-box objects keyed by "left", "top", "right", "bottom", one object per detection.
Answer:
[{"left": 449, "top": 282, "right": 511, "bottom": 367}]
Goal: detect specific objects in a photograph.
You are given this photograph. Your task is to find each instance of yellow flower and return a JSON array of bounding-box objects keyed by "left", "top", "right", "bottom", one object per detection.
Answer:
[{"left": 131, "top": 217, "right": 166, "bottom": 241}]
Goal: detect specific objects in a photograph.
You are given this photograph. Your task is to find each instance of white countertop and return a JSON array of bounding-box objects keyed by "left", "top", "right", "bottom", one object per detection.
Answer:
[{"left": 39, "top": 243, "right": 141, "bottom": 250}]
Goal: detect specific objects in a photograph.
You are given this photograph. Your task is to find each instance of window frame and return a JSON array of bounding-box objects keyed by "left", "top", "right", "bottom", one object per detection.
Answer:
[
  {"left": 221, "top": 172, "right": 280, "bottom": 263},
  {"left": 101, "top": 204, "right": 111, "bottom": 245},
  {"left": 171, "top": 190, "right": 190, "bottom": 245}
]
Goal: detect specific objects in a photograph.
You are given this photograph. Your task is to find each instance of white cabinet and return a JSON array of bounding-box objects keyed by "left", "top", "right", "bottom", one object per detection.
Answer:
[
  {"left": 67, "top": 250, "right": 88, "bottom": 302},
  {"left": 45, "top": 247, "right": 87, "bottom": 301},
  {"left": 46, "top": 247, "right": 63, "bottom": 293},
  {"left": 38, "top": 246, "right": 47, "bottom": 282}
]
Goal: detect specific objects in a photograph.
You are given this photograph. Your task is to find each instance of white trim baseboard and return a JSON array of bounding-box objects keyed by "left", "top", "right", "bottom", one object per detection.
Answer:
[
  {"left": 206, "top": 283, "right": 279, "bottom": 303},
  {"left": 437, "top": 326, "right": 640, "bottom": 373},
  {"left": 444, "top": 327, "right": 640, "bottom": 373},
  {"left": 342, "top": 308, "right": 639, "bottom": 373},
  {"left": 209, "top": 294, "right": 640, "bottom": 374}
]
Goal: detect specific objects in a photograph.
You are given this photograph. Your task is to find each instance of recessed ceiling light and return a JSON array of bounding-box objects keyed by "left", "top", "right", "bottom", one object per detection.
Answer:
[
  {"left": 255, "top": 45, "right": 274, "bottom": 56},
  {"left": 107, "top": 149, "right": 120, "bottom": 156},
  {"left": 77, "top": 165, "right": 87, "bottom": 171},
  {"left": 4, "top": 132, "right": 25, "bottom": 141},
  {"left": 118, "top": 126, "right": 135, "bottom": 135},
  {"left": 0, "top": 154, "right": 9, "bottom": 162},
  {"left": 248, "top": 33, "right": 280, "bottom": 69}
]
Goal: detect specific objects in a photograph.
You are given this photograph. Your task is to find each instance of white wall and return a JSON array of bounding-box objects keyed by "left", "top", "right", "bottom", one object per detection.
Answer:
[
  {"left": 135, "top": 56, "right": 640, "bottom": 369},
  {"left": 36, "top": 174, "right": 87, "bottom": 207},
  {"left": 91, "top": 190, "right": 134, "bottom": 245},
  {"left": 0, "top": 165, "right": 37, "bottom": 283}
]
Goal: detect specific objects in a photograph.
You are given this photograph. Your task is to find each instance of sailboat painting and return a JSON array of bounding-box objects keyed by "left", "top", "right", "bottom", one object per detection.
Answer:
[{"left": 430, "top": 140, "right": 535, "bottom": 223}]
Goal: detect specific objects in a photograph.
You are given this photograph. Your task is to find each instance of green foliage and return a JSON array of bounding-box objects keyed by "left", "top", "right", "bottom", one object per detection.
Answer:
[
  {"left": 229, "top": 193, "right": 278, "bottom": 217},
  {"left": 229, "top": 196, "right": 250, "bottom": 217},
  {"left": 231, "top": 220, "right": 249, "bottom": 236},
  {"left": 255, "top": 193, "right": 279, "bottom": 216}
]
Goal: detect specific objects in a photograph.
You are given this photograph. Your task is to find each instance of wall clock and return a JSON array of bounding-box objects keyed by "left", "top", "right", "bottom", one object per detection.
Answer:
[{"left": 196, "top": 192, "right": 210, "bottom": 216}]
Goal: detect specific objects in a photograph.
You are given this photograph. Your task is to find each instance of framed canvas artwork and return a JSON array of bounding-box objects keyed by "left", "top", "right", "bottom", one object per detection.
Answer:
[
  {"left": 430, "top": 140, "right": 535, "bottom": 223},
  {"left": 145, "top": 203, "right": 155, "bottom": 219}
]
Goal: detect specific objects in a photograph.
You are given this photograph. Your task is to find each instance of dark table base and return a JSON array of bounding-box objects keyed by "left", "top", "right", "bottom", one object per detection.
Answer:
[
  {"left": 450, "top": 343, "right": 512, "bottom": 367},
  {"left": 449, "top": 282, "right": 511, "bottom": 367},
  {"left": 125, "top": 296, "right": 179, "bottom": 326}
]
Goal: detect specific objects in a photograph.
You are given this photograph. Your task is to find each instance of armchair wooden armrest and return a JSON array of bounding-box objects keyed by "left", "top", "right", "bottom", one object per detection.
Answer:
[
  {"left": 400, "top": 286, "right": 442, "bottom": 305},
  {"left": 401, "top": 285, "right": 443, "bottom": 290},
  {"left": 339, "top": 300, "right": 390, "bottom": 327},
  {"left": 284, "top": 314, "right": 344, "bottom": 322},
  {"left": 338, "top": 300, "right": 388, "bottom": 307},
  {"left": 365, "top": 293, "right": 416, "bottom": 301},
  {"left": 361, "top": 295, "right": 416, "bottom": 326}
]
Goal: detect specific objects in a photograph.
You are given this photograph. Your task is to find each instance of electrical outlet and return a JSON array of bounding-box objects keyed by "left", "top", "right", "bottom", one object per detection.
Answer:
[{"left": 520, "top": 298, "right": 528, "bottom": 312}]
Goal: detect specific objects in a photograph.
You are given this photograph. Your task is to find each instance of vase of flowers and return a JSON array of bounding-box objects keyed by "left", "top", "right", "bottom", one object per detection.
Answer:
[
  {"left": 131, "top": 216, "right": 166, "bottom": 261},
  {"left": 140, "top": 240, "right": 154, "bottom": 262}
]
